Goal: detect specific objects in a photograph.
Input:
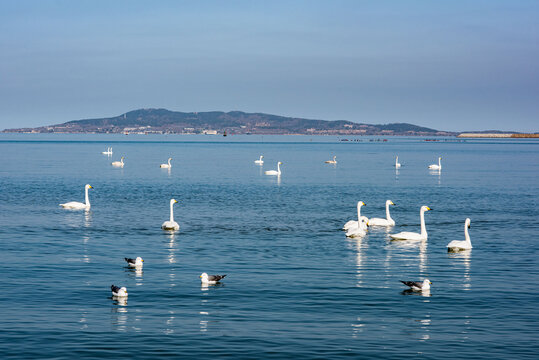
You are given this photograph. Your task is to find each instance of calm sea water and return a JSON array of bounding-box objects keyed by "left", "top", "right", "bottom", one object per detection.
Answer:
[{"left": 0, "top": 134, "right": 538, "bottom": 359}]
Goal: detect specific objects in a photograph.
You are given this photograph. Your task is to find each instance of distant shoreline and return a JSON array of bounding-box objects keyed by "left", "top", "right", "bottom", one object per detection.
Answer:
[{"left": 457, "top": 133, "right": 539, "bottom": 138}]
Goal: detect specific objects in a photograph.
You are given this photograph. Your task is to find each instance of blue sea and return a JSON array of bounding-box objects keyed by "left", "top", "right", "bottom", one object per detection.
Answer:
[{"left": 0, "top": 134, "right": 538, "bottom": 359}]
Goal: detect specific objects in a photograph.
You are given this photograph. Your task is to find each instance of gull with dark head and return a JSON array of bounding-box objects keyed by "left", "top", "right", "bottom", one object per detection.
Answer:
[
  {"left": 200, "top": 272, "right": 227, "bottom": 284},
  {"left": 125, "top": 257, "right": 144, "bottom": 268},
  {"left": 400, "top": 279, "right": 431, "bottom": 291},
  {"left": 111, "top": 285, "right": 128, "bottom": 297}
]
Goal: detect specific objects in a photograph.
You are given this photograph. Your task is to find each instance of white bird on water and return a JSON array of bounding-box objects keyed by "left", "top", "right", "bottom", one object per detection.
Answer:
[
  {"left": 160, "top": 158, "right": 172, "bottom": 168},
  {"left": 200, "top": 272, "right": 227, "bottom": 284},
  {"left": 102, "top": 147, "right": 113, "bottom": 155},
  {"left": 395, "top": 156, "right": 401, "bottom": 169},
  {"left": 368, "top": 200, "right": 396, "bottom": 227},
  {"left": 345, "top": 217, "right": 368, "bottom": 238},
  {"left": 254, "top": 156, "right": 264, "bottom": 165},
  {"left": 60, "top": 184, "right": 93, "bottom": 210},
  {"left": 162, "top": 199, "right": 180, "bottom": 231},
  {"left": 325, "top": 156, "right": 337, "bottom": 164},
  {"left": 265, "top": 161, "right": 282, "bottom": 176},
  {"left": 428, "top": 157, "right": 442, "bottom": 170},
  {"left": 111, "top": 156, "right": 125, "bottom": 168},
  {"left": 111, "top": 285, "right": 128, "bottom": 297},
  {"left": 125, "top": 257, "right": 144, "bottom": 268},
  {"left": 400, "top": 279, "right": 431, "bottom": 291},
  {"left": 389, "top": 206, "right": 431, "bottom": 241},
  {"left": 447, "top": 218, "right": 472, "bottom": 252},
  {"left": 343, "top": 201, "right": 368, "bottom": 231}
]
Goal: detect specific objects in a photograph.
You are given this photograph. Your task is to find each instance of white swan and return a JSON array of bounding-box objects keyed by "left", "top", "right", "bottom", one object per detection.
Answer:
[
  {"left": 447, "top": 218, "right": 472, "bottom": 251},
  {"left": 162, "top": 199, "right": 180, "bottom": 231},
  {"left": 345, "top": 217, "right": 368, "bottom": 238},
  {"left": 389, "top": 206, "right": 431, "bottom": 241},
  {"left": 368, "top": 200, "right": 396, "bottom": 226},
  {"left": 160, "top": 157, "right": 172, "bottom": 168},
  {"left": 395, "top": 156, "right": 401, "bottom": 169},
  {"left": 111, "top": 156, "right": 125, "bottom": 167},
  {"left": 102, "top": 147, "right": 112, "bottom": 155},
  {"left": 428, "top": 157, "right": 442, "bottom": 170},
  {"left": 343, "top": 201, "right": 367, "bottom": 231},
  {"left": 325, "top": 156, "right": 337, "bottom": 164},
  {"left": 265, "top": 161, "right": 282, "bottom": 176},
  {"left": 60, "top": 184, "right": 93, "bottom": 210},
  {"left": 254, "top": 156, "right": 264, "bottom": 165}
]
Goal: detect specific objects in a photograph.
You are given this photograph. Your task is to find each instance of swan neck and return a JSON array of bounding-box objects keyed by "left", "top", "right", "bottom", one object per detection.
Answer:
[
  {"left": 277, "top": 163, "right": 281, "bottom": 174},
  {"left": 357, "top": 204, "right": 361, "bottom": 221},
  {"left": 85, "top": 187, "right": 90, "bottom": 206},
  {"left": 168, "top": 158, "right": 171, "bottom": 166},
  {"left": 386, "top": 202, "right": 392, "bottom": 220},
  {"left": 170, "top": 202, "right": 174, "bottom": 222},
  {"left": 464, "top": 223, "right": 471, "bottom": 243},
  {"left": 420, "top": 209, "right": 427, "bottom": 236}
]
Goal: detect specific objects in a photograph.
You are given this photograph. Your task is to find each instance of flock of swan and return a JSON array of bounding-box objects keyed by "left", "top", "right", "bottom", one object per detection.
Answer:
[
  {"left": 73, "top": 149, "right": 459, "bottom": 296},
  {"left": 343, "top": 199, "right": 472, "bottom": 249},
  {"left": 340, "top": 199, "right": 471, "bottom": 291}
]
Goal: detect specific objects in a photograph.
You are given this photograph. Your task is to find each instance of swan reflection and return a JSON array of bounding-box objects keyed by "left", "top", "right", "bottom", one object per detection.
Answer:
[
  {"left": 82, "top": 235, "right": 90, "bottom": 263},
  {"left": 448, "top": 250, "right": 472, "bottom": 290},
  {"left": 165, "top": 232, "right": 178, "bottom": 264},
  {"left": 429, "top": 169, "right": 441, "bottom": 185},
  {"left": 419, "top": 240, "right": 428, "bottom": 274},
  {"left": 346, "top": 237, "right": 368, "bottom": 287},
  {"left": 84, "top": 210, "right": 92, "bottom": 228}
]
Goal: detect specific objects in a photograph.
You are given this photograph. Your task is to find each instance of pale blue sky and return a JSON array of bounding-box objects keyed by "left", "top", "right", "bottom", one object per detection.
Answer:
[{"left": 1, "top": 0, "right": 537, "bottom": 131}]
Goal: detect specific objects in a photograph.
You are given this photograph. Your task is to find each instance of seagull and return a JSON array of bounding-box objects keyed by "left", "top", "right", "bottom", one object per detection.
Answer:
[
  {"left": 200, "top": 272, "right": 227, "bottom": 284},
  {"left": 400, "top": 279, "right": 431, "bottom": 291},
  {"left": 125, "top": 257, "right": 144, "bottom": 267},
  {"left": 111, "top": 285, "right": 128, "bottom": 297}
]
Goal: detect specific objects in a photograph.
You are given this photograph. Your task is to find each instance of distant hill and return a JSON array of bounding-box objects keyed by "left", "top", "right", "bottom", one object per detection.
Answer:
[{"left": 3, "top": 108, "right": 455, "bottom": 136}]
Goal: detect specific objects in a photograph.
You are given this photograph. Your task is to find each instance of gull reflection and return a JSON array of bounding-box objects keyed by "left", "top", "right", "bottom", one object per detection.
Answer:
[
  {"left": 111, "top": 297, "right": 128, "bottom": 331},
  {"left": 351, "top": 316, "right": 364, "bottom": 338},
  {"left": 79, "top": 312, "right": 88, "bottom": 330},
  {"left": 419, "top": 315, "right": 431, "bottom": 341},
  {"left": 164, "top": 310, "right": 175, "bottom": 334},
  {"left": 112, "top": 297, "right": 128, "bottom": 307},
  {"left": 401, "top": 288, "right": 431, "bottom": 297}
]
